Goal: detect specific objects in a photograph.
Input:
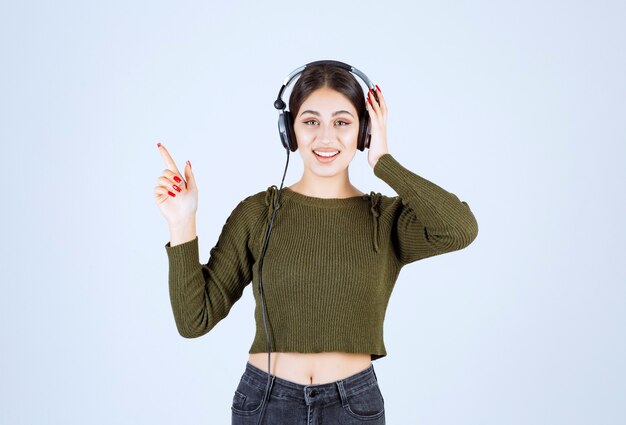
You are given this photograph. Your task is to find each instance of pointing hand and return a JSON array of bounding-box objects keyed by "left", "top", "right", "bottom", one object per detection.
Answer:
[{"left": 154, "top": 143, "right": 198, "bottom": 226}]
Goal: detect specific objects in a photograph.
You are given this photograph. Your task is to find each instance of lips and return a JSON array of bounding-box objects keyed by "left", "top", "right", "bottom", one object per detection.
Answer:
[
  {"left": 313, "top": 150, "right": 339, "bottom": 158},
  {"left": 313, "top": 147, "right": 339, "bottom": 156}
]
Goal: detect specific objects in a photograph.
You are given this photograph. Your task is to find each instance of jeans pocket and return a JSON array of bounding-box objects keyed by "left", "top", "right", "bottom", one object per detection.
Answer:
[
  {"left": 342, "top": 381, "right": 385, "bottom": 420},
  {"left": 231, "top": 379, "right": 267, "bottom": 416}
]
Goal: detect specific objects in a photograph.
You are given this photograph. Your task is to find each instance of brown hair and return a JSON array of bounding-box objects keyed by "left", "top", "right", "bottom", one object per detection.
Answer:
[{"left": 288, "top": 64, "right": 366, "bottom": 120}]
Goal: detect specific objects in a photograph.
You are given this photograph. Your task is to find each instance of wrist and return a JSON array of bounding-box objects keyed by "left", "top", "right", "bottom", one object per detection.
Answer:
[
  {"left": 168, "top": 218, "right": 197, "bottom": 247},
  {"left": 372, "top": 151, "right": 390, "bottom": 168},
  {"left": 168, "top": 218, "right": 196, "bottom": 230}
]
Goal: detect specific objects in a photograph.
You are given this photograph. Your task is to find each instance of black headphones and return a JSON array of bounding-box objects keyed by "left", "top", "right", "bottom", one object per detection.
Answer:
[{"left": 273, "top": 60, "right": 377, "bottom": 152}]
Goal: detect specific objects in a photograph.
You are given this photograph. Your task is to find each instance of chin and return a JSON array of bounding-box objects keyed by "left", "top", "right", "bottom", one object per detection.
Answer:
[{"left": 308, "top": 159, "right": 351, "bottom": 176}]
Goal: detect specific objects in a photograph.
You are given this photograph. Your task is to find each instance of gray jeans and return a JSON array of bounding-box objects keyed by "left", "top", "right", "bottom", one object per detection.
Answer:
[{"left": 231, "top": 361, "right": 386, "bottom": 425}]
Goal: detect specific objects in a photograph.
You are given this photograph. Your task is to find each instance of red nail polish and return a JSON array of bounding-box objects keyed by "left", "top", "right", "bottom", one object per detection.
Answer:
[
  {"left": 187, "top": 160, "right": 191, "bottom": 168},
  {"left": 376, "top": 84, "right": 381, "bottom": 93},
  {"left": 367, "top": 96, "right": 372, "bottom": 106},
  {"left": 173, "top": 184, "right": 181, "bottom": 192},
  {"left": 157, "top": 142, "right": 161, "bottom": 148},
  {"left": 174, "top": 176, "right": 182, "bottom": 183},
  {"left": 168, "top": 191, "right": 176, "bottom": 197}
]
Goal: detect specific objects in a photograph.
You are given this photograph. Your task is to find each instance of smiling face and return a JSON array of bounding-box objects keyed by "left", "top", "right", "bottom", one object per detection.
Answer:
[{"left": 293, "top": 86, "right": 360, "bottom": 178}]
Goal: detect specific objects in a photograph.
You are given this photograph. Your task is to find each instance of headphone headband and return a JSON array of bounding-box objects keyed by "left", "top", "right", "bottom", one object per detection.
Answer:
[{"left": 273, "top": 60, "right": 375, "bottom": 111}]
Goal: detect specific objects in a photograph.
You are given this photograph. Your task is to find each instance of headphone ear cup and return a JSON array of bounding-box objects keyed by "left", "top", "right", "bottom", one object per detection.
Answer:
[
  {"left": 284, "top": 111, "right": 298, "bottom": 152},
  {"left": 278, "top": 112, "right": 290, "bottom": 151},
  {"left": 358, "top": 110, "right": 370, "bottom": 151}
]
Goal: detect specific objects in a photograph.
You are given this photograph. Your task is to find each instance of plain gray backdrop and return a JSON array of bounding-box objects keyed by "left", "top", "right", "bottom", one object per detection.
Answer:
[{"left": 1, "top": 1, "right": 624, "bottom": 424}]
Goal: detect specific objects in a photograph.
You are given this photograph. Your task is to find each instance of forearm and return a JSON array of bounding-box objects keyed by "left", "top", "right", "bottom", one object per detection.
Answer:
[
  {"left": 374, "top": 153, "right": 478, "bottom": 261},
  {"left": 165, "top": 237, "right": 213, "bottom": 338}
]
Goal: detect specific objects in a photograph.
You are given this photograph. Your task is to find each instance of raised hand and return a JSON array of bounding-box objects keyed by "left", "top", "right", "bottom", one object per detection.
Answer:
[
  {"left": 366, "top": 84, "right": 389, "bottom": 169},
  {"left": 154, "top": 143, "right": 198, "bottom": 226}
]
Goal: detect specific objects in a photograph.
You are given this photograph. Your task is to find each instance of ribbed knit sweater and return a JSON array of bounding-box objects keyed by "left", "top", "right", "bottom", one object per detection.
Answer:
[{"left": 164, "top": 153, "right": 478, "bottom": 361}]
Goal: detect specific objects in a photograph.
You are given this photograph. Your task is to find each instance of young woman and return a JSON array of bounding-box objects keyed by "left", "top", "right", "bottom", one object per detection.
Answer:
[{"left": 154, "top": 61, "right": 478, "bottom": 424}]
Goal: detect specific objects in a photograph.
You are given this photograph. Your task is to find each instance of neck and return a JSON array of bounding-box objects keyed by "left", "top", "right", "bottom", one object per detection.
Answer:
[{"left": 290, "top": 168, "right": 361, "bottom": 198}]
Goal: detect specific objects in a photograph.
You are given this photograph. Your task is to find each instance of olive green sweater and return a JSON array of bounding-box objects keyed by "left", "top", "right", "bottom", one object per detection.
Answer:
[{"left": 164, "top": 153, "right": 478, "bottom": 361}]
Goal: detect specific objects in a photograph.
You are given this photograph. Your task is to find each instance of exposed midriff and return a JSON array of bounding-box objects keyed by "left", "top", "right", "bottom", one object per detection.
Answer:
[{"left": 247, "top": 351, "right": 373, "bottom": 385}]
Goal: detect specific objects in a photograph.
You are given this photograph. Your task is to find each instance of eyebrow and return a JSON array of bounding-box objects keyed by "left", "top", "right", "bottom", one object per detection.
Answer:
[{"left": 298, "top": 110, "right": 354, "bottom": 118}]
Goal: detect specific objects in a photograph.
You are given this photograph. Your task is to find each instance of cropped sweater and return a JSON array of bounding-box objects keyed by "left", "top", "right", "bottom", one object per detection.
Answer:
[{"left": 164, "top": 153, "right": 478, "bottom": 361}]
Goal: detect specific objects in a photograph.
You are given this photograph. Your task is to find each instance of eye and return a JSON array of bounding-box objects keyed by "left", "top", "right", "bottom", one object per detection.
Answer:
[
  {"left": 335, "top": 120, "right": 350, "bottom": 126},
  {"left": 304, "top": 120, "right": 318, "bottom": 126}
]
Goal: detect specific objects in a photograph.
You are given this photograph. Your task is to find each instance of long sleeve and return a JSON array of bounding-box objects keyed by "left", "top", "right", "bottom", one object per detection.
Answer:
[
  {"left": 164, "top": 196, "right": 263, "bottom": 338},
  {"left": 373, "top": 153, "right": 478, "bottom": 265}
]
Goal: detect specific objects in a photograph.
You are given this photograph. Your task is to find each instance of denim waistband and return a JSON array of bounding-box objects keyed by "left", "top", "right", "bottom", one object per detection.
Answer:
[{"left": 240, "top": 361, "right": 379, "bottom": 405}]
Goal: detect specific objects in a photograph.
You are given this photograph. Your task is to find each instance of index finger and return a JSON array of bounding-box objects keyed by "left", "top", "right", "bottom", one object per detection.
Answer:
[{"left": 157, "top": 143, "right": 182, "bottom": 176}]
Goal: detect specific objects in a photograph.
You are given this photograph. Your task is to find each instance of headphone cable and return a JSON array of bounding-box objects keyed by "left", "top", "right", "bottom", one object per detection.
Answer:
[{"left": 255, "top": 145, "right": 290, "bottom": 424}]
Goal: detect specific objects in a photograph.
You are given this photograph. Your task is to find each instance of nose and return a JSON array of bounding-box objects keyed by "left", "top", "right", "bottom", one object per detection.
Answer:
[{"left": 319, "top": 123, "right": 334, "bottom": 145}]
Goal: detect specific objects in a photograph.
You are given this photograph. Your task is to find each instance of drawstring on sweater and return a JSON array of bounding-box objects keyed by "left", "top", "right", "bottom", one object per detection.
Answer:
[
  {"left": 264, "top": 185, "right": 281, "bottom": 222},
  {"left": 369, "top": 191, "right": 382, "bottom": 253},
  {"left": 264, "top": 186, "right": 382, "bottom": 253}
]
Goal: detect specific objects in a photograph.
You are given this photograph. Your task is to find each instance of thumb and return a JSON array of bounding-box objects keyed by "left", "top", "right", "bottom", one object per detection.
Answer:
[{"left": 184, "top": 160, "right": 196, "bottom": 190}]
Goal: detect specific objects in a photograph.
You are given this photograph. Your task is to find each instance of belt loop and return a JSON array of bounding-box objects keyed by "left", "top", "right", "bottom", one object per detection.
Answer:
[
  {"left": 371, "top": 364, "right": 378, "bottom": 381},
  {"left": 336, "top": 379, "right": 349, "bottom": 408},
  {"left": 268, "top": 375, "right": 275, "bottom": 400}
]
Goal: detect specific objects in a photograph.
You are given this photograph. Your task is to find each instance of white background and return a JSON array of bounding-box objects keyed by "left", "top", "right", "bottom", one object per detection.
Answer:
[{"left": 1, "top": 1, "right": 624, "bottom": 424}]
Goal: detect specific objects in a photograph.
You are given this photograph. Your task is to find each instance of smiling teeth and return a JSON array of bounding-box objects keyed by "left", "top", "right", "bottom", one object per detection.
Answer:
[{"left": 314, "top": 150, "right": 339, "bottom": 157}]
